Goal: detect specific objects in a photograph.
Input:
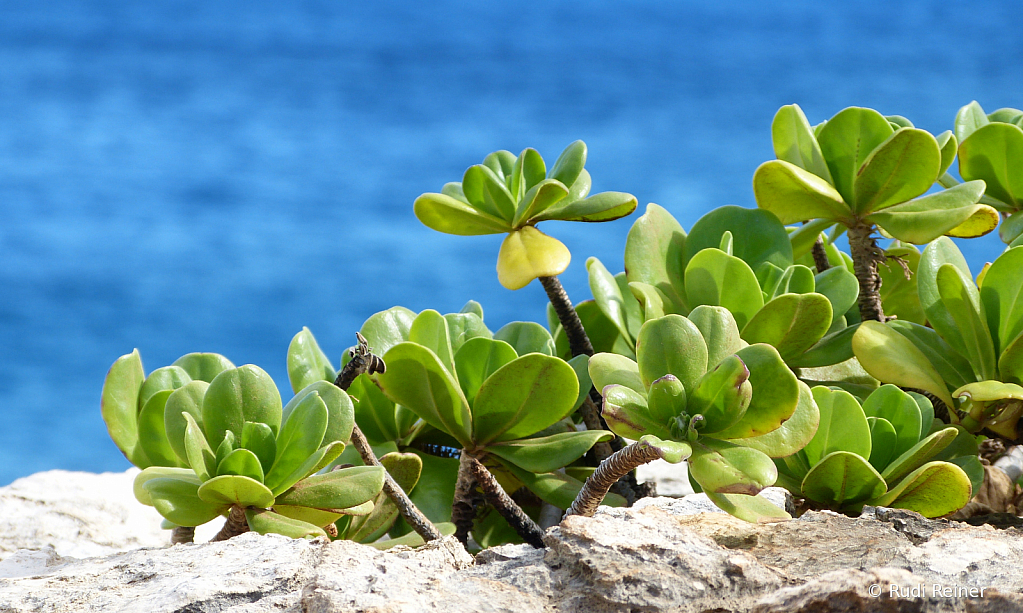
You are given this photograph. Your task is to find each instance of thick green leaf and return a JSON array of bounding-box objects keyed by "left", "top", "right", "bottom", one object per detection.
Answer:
[
  {"left": 217, "top": 448, "right": 265, "bottom": 482},
  {"left": 143, "top": 474, "right": 226, "bottom": 527},
  {"left": 861, "top": 385, "right": 923, "bottom": 460},
  {"left": 936, "top": 130, "right": 958, "bottom": 177},
  {"left": 788, "top": 219, "right": 834, "bottom": 262},
  {"left": 852, "top": 321, "right": 955, "bottom": 408},
  {"left": 164, "top": 381, "right": 208, "bottom": 465},
  {"left": 687, "top": 355, "right": 752, "bottom": 434},
  {"left": 137, "top": 390, "right": 184, "bottom": 467},
  {"left": 740, "top": 293, "right": 832, "bottom": 363},
  {"left": 566, "top": 168, "right": 592, "bottom": 201},
  {"left": 101, "top": 350, "right": 148, "bottom": 466},
  {"left": 494, "top": 321, "right": 556, "bottom": 357},
  {"left": 880, "top": 427, "right": 958, "bottom": 485},
  {"left": 487, "top": 430, "right": 613, "bottom": 473},
  {"left": 275, "top": 465, "right": 384, "bottom": 511},
  {"left": 788, "top": 323, "right": 859, "bottom": 369},
  {"left": 516, "top": 179, "right": 570, "bottom": 226},
  {"left": 567, "top": 354, "right": 592, "bottom": 412},
  {"left": 347, "top": 375, "right": 400, "bottom": 444},
  {"left": 172, "top": 353, "right": 235, "bottom": 384},
  {"left": 953, "top": 380, "right": 1023, "bottom": 403},
  {"left": 936, "top": 263, "right": 997, "bottom": 380},
  {"left": 919, "top": 238, "right": 972, "bottom": 359},
  {"left": 635, "top": 315, "right": 708, "bottom": 392},
  {"left": 286, "top": 327, "right": 335, "bottom": 394},
  {"left": 801, "top": 451, "right": 887, "bottom": 506},
  {"left": 866, "top": 181, "right": 992, "bottom": 244},
  {"left": 711, "top": 344, "right": 799, "bottom": 439},
  {"left": 685, "top": 248, "right": 764, "bottom": 330},
  {"left": 752, "top": 160, "right": 850, "bottom": 224},
  {"left": 240, "top": 421, "right": 276, "bottom": 474},
  {"left": 409, "top": 309, "right": 456, "bottom": 376},
  {"left": 496, "top": 226, "right": 571, "bottom": 290},
  {"left": 772, "top": 103, "right": 832, "bottom": 182},
  {"left": 443, "top": 312, "right": 492, "bottom": 355},
  {"left": 413, "top": 192, "right": 509, "bottom": 235},
  {"left": 245, "top": 508, "right": 326, "bottom": 539},
  {"left": 886, "top": 320, "right": 974, "bottom": 391},
  {"left": 817, "top": 106, "right": 895, "bottom": 204},
  {"left": 979, "top": 246, "right": 1023, "bottom": 357},
  {"left": 587, "top": 257, "right": 632, "bottom": 343},
  {"left": 548, "top": 140, "right": 586, "bottom": 188},
  {"left": 868, "top": 461, "right": 971, "bottom": 518},
  {"left": 588, "top": 352, "right": 645, "bottom": 395},
  {"left": 537, "top": 191, "right": 638, "bottom": 223},
  {"left": 803, "top": 387, "right": 871, "bottom": 465},
  {"left": 133, "top": 466, "right": 196, "bottom": 506},
  {"left": 454, "top": 337, "right": 518, "bottom": 407},
  {"left": 955, "top": 101, "right": 990, "bottom": 143},
  {"left": 706, "top": 492, "right": 791, "bottom": 523},
  {"left": 263, "top": 392, "right": 328, "bottom": 493},
  {"left": 601, "top": 384, "right": 671, "bottom": 440},
  {"left": 483, "top": 150, "right": 516, "bottom": 179},
  {"left": 877, "top": 244, "right": 924, "bottom": 325},
  {"left": 815, "top": 266, "right": 859, "bottom": 320},
  {"left": 647, "top": 374, "right": 688, "bottom": 424},
  {"left": 770, "top": 265, "right": 816, "bottom": 299},
  {"left": 268, "top": 441, "right": 345, "bottom": 498},
  {"left": 202, "top": 365, "right": 282, "bottom": 448},
  {"left": 733, "top": 380, "right": 820, "bottom": 458},
  {"left": 283, "top": 380, "right": 355, "bottom": 448},
  {"left": 999, "top": 212, "right": 1023, "bottom": 245},
  {"left": 471, "top": 353, "right": 579, "bottom": 445},
  {"left": 866, "top": 417, "right": 898, "bottom": 473},
  {"left": 687, "top": 305, "right": 746, "bottom": 369},
  {"left": 553, "top": 300, "right": 627, "bottom": 359},
  {"left": 853, "top": 128, "right": 939, "bottom": 214},
  {"left": 182, "top": 412, "right": 216, "bottom": 481},
  {"left": 999, "top": 330, "right": 1023, "bottom": 385},
  {"left": 359, "top": 306, "right": 416, "bottom": 356},
  {"left": 688, "top": 441, "right": 777, "bottom": 495},
  {"left": 959, "top": 122, "right": 1023, "bottom": 207},
  {"left": 377, "top": 342, "right": 473, "bottom": 447},
  {"left": 348, "top": 452, "right": 423, "bottom": 542},
  {"left": 273, "top": 504, "right": 345, "bottom": 528},
  {"left": 624, "top": 203, "right": 688, "bottom": 314},
  {"left": 197, "top": 474, "right": 275, "bottom": 508},
  {"left": 683, "top": 205, "right": 794, "bottom": 273},
  {"left": 628, "top": 282, "right": 671, "bottom": 321}
]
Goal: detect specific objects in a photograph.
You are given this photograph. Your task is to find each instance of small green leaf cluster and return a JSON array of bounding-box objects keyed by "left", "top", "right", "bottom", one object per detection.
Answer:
[
  {"left": 777, "top": 385, "right": 980, "bottom": 518},
  {"left": 589, "top": 309, "right": 819, "bottom": 522},
  {"left": 414, "top": 141, "right": 637, "bottom": 289},
  {"left": 853, "top": 239, "right": 1023, "bottom": 438},
  {"left": 754, "top": 104, "right": 997, "bottom": 244},
  {"left": 954, "top": 102, "right": 1023, "bottom": 244},
  {"left": 579, "top": 204, "right": 860, "bottom": 371},
  {"left": 367, "top": 306, "right": 617, "bottom": 512},
  {"left": 104, "top": 350, "right": 384, "bottom": 539}
]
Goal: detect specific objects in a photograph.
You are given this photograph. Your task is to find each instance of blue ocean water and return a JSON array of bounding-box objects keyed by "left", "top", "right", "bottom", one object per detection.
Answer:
[{"left": 0, "top": 0, "right": 1020, "bottom": 485}]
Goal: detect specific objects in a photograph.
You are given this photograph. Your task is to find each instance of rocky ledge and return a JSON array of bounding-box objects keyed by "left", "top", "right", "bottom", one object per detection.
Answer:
[{"left": 1, "top": 469, "right": 1022, "bottom": 612}]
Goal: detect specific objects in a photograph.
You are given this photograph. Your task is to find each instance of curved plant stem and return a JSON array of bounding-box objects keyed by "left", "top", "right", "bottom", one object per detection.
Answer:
[
  {"left": 451, "top": 451, "right": 479, "bottom": 548},
  {"left": 846, "top": 222, "right": 886, "bottom": 323},
  {"left": 211, "top": 504, "right": 249, "bottom": 542},
  {"left": 812, "top": 236, "right": 831, "bottom": 273},
  {"left": 170, "top": 526, "right": 195, "bottom": 545},
  {"left": 333, "top": 333, "right": 443, "bottom": 543},
  {"left": 539, "top": 275, "right": 593, "bottom": 357},
  {"left": 567, "top": 440, "right": 666, "bottom": 518},
  {"left": 466, "top": 454, "right": 545, "bottom": 548}
]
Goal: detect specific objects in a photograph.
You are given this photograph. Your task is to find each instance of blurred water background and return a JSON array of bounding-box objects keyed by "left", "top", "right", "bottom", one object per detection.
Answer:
[{"left": 1, "top": 0, "right": 1020, "bottom": 485}]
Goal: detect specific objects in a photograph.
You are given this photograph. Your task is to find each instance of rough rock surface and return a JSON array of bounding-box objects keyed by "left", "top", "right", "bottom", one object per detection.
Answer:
[{"left": 3, "top": 469, "right": 1023, "bottom": 612}]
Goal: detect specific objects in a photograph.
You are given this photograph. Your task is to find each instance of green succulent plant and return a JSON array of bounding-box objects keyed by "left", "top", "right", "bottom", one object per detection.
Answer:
[
  {"left": 116, "top": 354, "right": 385, "bottom": 540},
  {"left": 950, "top": 102, "right": 1023, "bottom": 245},
  {"left": 852, "top": 239, "right": 1023, "bottom": 441},
  {"left": 581, "top": 204, "right": 861, "bottom": 375},
  {"left": 588, "top": 309, "right": 821, "bottom": 522},
  {"left": 413, "top": 141, "right": 637, "bottom": 290},
  {"left": 753, "top": 104, "right": 998, "bottom": 322},
  {"left": 776, "top": 385, "right": 979, "bottom": 517}
]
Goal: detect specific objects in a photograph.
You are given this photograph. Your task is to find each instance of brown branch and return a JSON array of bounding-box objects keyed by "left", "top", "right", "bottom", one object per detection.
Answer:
[
  {"left": 333, "top": 333, "right": 443, "bottom": 543},
  {"left": 466, "top": 454, "right": 545, "bottom": 548},
  {"left": 539, "top": 275, "right": 593, "bottom": 357},
  {"left": 812, "top": 236, "right": 831, "bottom": 273},
  {"left": 451, "top": 451, "right": 479, "bottom": 548},
  {"left": 567, "top": 440, "right": 666, "bottom": 518},
  {"left": 846, "top": 222, "right": 886, "bottom": 323},
  {"left": 170, "top": 526, "right": 194, "bottom": 545},
  {"left": 211, "top": 504, "right": 250, "bottom": 542}
]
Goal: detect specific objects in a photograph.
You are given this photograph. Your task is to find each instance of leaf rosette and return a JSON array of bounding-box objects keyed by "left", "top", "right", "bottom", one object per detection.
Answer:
[{"left": 414, "top": 141, "right": 638, "bottom": 289}]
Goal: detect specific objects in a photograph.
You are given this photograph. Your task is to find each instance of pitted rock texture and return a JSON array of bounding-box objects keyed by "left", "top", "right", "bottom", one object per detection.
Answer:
[{"left": 3, "top": 469, "right": 1023, "bottom": 612}]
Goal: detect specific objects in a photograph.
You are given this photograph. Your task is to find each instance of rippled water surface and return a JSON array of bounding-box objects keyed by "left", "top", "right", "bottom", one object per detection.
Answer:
[{"left": 1, "top": 0, "right": 1020, "bottom": 484}]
